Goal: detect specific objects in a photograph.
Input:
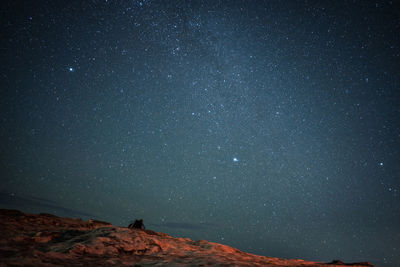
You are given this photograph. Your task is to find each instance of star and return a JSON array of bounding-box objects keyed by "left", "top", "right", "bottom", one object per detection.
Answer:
[
  {"left": 68, "top": 67, "right": 74, "bottom": 72},
  {"left": 233, "top": 157, "right": 239, "bottom": 162}
]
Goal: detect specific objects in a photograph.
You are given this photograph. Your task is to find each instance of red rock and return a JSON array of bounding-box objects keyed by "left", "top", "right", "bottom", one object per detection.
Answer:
[{"left": 0, "top": 209, "right": 375, "bottom": 266}]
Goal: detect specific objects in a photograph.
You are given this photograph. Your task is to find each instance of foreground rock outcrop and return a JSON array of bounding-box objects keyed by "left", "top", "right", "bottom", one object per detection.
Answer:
[{"left": 0, "top": 209, "right": 374, "bottom": 266}]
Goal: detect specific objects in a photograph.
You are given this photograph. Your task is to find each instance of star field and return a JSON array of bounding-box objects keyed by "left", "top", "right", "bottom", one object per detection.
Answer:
[{"left": 1, "top": 1, "right": 399, "bottom": 266}]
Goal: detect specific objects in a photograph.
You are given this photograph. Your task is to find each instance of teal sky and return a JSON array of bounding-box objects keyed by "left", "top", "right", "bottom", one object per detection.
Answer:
[{"left": 1, "top": 1, "right": 399, "bottom": 266}]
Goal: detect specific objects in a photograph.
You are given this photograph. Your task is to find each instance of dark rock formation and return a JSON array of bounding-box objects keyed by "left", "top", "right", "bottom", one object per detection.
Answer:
[{"left": 128, "top": 219, "right": 145, "bottom": 230}]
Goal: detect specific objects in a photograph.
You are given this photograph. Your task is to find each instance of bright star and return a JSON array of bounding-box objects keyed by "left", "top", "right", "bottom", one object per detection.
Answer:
[
  {"left": 68, "top": 67, "right": 74, "bottom": 72},
  {"left": 233, "top": 157, "right": 239, "bottom": 162}
]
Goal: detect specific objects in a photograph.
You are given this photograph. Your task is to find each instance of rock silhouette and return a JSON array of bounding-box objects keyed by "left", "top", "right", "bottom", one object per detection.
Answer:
[{"left": 128, "top": 219, "right": 145, "bottom": 230}]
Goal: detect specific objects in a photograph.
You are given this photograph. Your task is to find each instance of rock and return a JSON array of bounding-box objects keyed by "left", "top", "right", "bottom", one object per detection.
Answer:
[{"left": 0, "top": 209, "right": 375, "bottom": 266}]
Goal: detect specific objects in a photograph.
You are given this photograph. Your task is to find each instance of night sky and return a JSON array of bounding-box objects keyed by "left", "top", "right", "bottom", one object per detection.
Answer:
[{"left": 1, "top": 1, "right": 399, "bottom": 266}]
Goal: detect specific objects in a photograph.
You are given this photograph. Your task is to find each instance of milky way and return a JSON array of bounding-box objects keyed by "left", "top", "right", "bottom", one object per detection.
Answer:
[{"left": 1, "top": 1, "right": 399, "bottom": 266}]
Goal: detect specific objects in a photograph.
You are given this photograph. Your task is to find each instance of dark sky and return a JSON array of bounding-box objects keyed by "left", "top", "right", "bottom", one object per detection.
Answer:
[{"left": 1, "top": 1, "right": 399, "bottom": 266}]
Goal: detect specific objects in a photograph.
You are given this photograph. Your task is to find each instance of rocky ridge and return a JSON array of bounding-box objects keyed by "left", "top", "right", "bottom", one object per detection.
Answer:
[{"left": 0, "top": 209, "right": 374, "bottom": 266}]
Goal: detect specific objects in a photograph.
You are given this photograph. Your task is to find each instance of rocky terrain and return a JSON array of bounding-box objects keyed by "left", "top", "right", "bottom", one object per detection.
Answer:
[{"left": 0, "top": 209, "right": 374, "bottom": 266}]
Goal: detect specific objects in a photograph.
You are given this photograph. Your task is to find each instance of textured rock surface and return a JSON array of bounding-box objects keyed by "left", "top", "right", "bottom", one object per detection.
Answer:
[{"left": 0, "top": 209, "right": 374, "bottom": 266}]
